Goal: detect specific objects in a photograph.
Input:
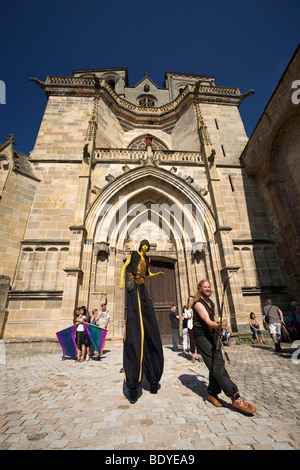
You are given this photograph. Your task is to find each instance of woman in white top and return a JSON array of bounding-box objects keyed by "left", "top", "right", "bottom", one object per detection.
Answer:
[
  {"left": 183, "top": 296, "right": 202, "bottom": 363},
  {"left": 74, "top": 306, "right": 90, "bottom": 362}
]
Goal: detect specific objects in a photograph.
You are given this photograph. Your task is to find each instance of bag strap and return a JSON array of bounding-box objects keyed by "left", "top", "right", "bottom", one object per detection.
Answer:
[{"left": 266, "top": 305, "right": 272, "bottom": 315}]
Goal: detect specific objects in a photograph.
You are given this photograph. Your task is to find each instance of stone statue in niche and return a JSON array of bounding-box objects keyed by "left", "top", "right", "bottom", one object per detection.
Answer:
[{"left": 146, "top": 134, "right": 153, "bottom": 148}]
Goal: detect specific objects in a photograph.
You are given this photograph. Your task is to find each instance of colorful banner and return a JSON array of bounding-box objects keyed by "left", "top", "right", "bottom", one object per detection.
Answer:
[
  {"left": 56, "top": 325, "right": 77, "bottom": 360},
  {"left": 83, "top": 322, "right": 108, "bottom": 357},
  {"left": 56, "top": 323, "right": 108, "bottom": 360}
]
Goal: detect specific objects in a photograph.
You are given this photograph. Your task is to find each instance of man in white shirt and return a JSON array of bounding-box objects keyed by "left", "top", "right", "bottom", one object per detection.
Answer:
[{"left": 98, "top": 303, "right": 110, "bottom": 329}]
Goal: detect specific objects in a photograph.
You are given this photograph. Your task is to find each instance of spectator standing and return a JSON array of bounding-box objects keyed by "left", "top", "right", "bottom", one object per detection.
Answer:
[
  {"left": 181, "top": 307, "right": 190, "bottom": 352},
  {"left": 91, "top": 308, "right": 99, "bottom": 325},
  {"left": 183, "top": 296, "right": 201, "bottom": 363},
  {"left": 263, "top": 299, "right": 284, "bottom": 352},
  {"left": 169, "top": 305, "right": 180, "bottom": 351},
  {"left": 98, "top": 303, "right": 110, "bottom": 330},
  {"left": 74, "top": 308, "right": 90, "bottom": 362}
]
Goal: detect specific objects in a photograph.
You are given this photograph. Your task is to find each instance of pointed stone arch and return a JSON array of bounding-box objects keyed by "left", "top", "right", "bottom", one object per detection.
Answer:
[
  {"left": 86, "top": 165, "right": 216, "bottom": 239},
  {"left": 77, "top": 166, "right": 219, "bottom": 339}
]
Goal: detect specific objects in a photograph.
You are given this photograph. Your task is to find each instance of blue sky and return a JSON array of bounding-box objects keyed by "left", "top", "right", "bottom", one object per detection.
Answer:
[{"left": 0, "top": 0, "right": 299, "bottom": 155}]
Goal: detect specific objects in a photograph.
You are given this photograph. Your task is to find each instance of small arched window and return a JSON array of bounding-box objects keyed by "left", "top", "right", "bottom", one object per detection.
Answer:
[
  {"left": 107, "top": 79, "right": 116, "bottom": 90},
  {"left": 138, "top": 95, "right": 156, "bottom": 107}
]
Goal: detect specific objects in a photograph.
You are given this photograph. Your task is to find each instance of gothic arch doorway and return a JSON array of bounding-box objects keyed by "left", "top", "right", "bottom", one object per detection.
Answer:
[{"left": 82, "top": 165, "right": 217, "bottom": 340}]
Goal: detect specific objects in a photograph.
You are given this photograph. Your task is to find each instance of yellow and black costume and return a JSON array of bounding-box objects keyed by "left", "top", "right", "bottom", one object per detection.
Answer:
[{"left": 123, "top": 240, "right": 164, "bottom": 403}]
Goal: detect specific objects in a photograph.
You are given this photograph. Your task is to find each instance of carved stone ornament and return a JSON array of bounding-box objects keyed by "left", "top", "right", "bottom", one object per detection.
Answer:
[
  {"left": 139, "top": 148, "right": 160, "bottom": 166},
  {"left": 192, "top": 241, "right": 207, "bottom": 255},
  {"left": 94, "top": 241, "right": 110, "bottom": 255},
  {"left": 105, "top": 174, "right": 115, "bottom": 183},
  {"left": 199, "top": 187, "right": 208, "bottom": 196},
  {"left": 185, "top": 175, "right": 194, "bottom": 184},
  {"left": 208, "top": 149, "right": 216, "bottom": 164}
]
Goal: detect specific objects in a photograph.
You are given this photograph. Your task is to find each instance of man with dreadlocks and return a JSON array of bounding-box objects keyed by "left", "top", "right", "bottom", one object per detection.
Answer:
[
  {"left": 119, "top": 240, "right": 164, "bottom": 403},
  {"left": 192, "top": 279, "right": 256, "bottom": 415}
]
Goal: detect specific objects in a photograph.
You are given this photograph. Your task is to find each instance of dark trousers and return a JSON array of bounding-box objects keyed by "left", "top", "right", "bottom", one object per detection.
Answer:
[
  {"left": 123, "top": 282, "right": 164, "bottom": 397},
  {"left": 193, "top": 326, "right": 238, "bottom": 398},
  {"left": 188, "top": 328, "right": 196, "bottom": 354},
  {"left": 172, "top": 328, "right": 179, "bottom": 350}
]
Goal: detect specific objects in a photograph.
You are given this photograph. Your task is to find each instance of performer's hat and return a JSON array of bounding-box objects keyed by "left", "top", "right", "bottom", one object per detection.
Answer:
[{"left": 139, "top": 239, "right": 150, "bottom": 251}]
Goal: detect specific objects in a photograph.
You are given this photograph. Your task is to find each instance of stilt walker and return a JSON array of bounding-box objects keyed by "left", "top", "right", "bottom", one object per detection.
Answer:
[{"left": 119, "top": 240, "right": 164, "bottom": 403}]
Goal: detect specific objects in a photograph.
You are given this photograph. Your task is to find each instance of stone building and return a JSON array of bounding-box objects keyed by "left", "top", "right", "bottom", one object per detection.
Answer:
[
  {"left": 241, "top": 45, "right": 300, "bottom": 302},
  {"left": 0, "top": 59, "right": 294, "bottom": 343}
]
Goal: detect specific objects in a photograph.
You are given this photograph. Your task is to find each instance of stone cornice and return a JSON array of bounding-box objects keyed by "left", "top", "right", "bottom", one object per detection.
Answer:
[
  {"left": 31, "top": 76, "right": 251, "bottom": 119},
  {"left": 30, "top": 75, "right": 253, "bottom": 134},
  {"left": 93, "top": 148, "right": 203, "bottom": 166},
  {"left": 8, "top": 290, "right": 64, "bottom": 299},
  {"left": 232, "top": 238, "right": 275, "bottom": 245},
  {"left": 21, "top": 239, "right": 70, "bottom": 245}
]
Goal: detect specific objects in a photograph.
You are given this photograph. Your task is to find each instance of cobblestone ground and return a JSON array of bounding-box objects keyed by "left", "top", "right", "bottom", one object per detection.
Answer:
[{"left": 0, "top": 341, "right": 299, "bottom": 450}]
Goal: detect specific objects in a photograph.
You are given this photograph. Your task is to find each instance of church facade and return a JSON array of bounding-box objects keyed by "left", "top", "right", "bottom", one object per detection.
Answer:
[{"left": 0, "top": 66, "right": 290, "bottom": 342}]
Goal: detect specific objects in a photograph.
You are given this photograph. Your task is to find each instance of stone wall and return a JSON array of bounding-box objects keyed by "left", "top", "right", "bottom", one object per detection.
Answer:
[
  {"left": 241, "top": 45, "right": 300, "bottom": 301},
  {"left": 0, "top": 165, "right": 39, "bottom": 280},
  {"left": 201, "top": 103, "right": 248, "bottom": 163},
  {"left": 30, "top": 95, "right": 94, "bottom": 161},
  {"left": 23, "top": 162, "right": 80, "bottom": 240}
]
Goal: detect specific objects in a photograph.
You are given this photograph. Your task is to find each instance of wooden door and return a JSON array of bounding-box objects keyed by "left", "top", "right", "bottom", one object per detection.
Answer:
[{"left": 144, "top": 260, "right": 177, "bottom": 344}]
